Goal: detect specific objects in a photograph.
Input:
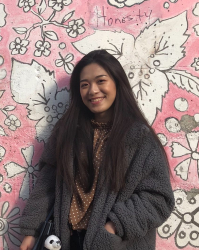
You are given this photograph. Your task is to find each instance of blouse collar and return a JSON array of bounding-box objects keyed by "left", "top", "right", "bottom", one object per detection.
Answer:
[{"left": 91, "top": 119, "right": 112, "bottom": 129}]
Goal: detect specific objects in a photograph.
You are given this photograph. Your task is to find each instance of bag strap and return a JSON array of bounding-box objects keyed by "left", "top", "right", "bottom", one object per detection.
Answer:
[
  {"left": 32, "top": 206, "right": 54, "bottom": 250},
  {"left": 45, "top": 206, "right": 54, "bottom": 221}
]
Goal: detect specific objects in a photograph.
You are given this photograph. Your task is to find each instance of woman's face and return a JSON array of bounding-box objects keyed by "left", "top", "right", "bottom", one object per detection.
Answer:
[{"left": 80, "top": 63, "right": 116, "bottom": 123}]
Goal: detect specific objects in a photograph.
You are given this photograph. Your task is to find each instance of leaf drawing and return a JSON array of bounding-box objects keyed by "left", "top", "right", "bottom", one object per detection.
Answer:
[
  {"left": 166, "top": 70, "right": 199, "bottom": 97},
  {"left": 3, "top": 105, "right": 15, "bottom": 111},
  {"left": 13, "top": 27, "right": 27, "bottom": 35},
  {"left": 73, "top": 30, "right": 135, "bottom": 66},
  {"left": 0, "top": 90, "right": 5, "bottom": 98},
  {"left": 44, "top": 30, "right": 58, "bottom": 41},
  {"left": 38, "top": 0, "right": 47, "bottom": 15},
  {"left": 123, "top": 62, "right": 169, "bottom": 124},
  {"left": 0, "top": 126, "right": 7, "bottom": 136},
  {"left": 1, "top": 109, "right": 8, "bottom": 116},
  {"left": 61, "top": 10, "right": 75, "bottom": 23},
  {"left": 74, "top": 12, "right": 190, "bottom": 124},
  {"left": 10, "top": 59, "right": 70, "bottom": 142},
  {"left": 134, "top": 11, "right": 189, "bottom": 70}
]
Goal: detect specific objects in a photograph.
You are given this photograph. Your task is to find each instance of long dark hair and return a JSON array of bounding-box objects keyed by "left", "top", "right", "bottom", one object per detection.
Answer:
[{"left": 51, "top": 50, "right": 168, "bottom": 193}]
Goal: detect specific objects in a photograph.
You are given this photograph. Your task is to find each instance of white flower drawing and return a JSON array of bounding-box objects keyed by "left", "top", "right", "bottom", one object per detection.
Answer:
[
  {"left": 0, "top": 3, "right": 7, "bottom": 27},
  {"left": 191, "top": 58, "right": 199, "bottom": 71},
  {"left": 18, "top": 0, "right": 36, "bottom": 12},
  {"left": 107, "top": 0, "right": 146, "bottom": 8},
  {"left": 34, "top": 40, "right": 51, "bottom": 57},
  {"left": 73, "top": 12, "right": 199, "bottom": 125},
  {"left": 66, "top": 19, "right": 85, "bottom": 38},
  {"left": 0, "top": 145, "right": 6, "bottom": 162},
  {"left": 3, "top": 183, "right": 12, "bottom": 193},
  {"left": 4, "top": 146, "right": 39, "bottom": 200},
  {"left": 0, "top": 173, "right": 12, "bottom": 195},
  {"left": 174, "top": 98, "right": 188, "bottom": 112},
  {"left": 0, "top": 201, "right": 21, "bottom": 248},
  {"left": 55, "top": 52, "right": 74, "bottom": 74},
  {"left": 193, "top": 2, "right": 199, "bottom": 17},
  {"left": 4, "top": 115, "right": 21, "bottom": 131},
  {"left": 9, "top": 37, "right": 29, "bottom": 55},
  {"left": 165, "top": 117, "right": 181, "bottom": 133},
  {"left": 171, "top": 132, "right": 199, "bottom": 180},
  {"left": 48, "top": 0, "right": 72, "bottom": 11},
  {"left": 157, "top": 133, "right": 168, "bottom": 146},
  {"left": 11, "top": 59, "right": 70, "bottom": 142},
  {"left": 158, "top": 189, "right": 199, "bottom": 248}
]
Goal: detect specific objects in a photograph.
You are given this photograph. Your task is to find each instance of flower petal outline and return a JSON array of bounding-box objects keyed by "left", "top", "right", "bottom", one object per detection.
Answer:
[
  {"left": 174, "top": 158, "right": 191, "bottom": 181},
  {"left": 175, "top": 221, "right": 199, "bottom": 248},
  {"left": 43, "top": 49, "right": 51, "bottom": 57},
  {"left": 21, "top": 146, "right": 34, "bottom": 166},
  {"left": 186, "top": 132, "right": 199, "bottom": 152},
  {"left": 1, "top": 201, "right": 9, "bottom": 217},
  {"left": 4, "top": 162, "right": 26, "bottom": 178},
  {"left": 158, "top": 211, "right": 181, "bottom": 238},
  {"left": 34, "top": 49, "right": 42, "bottom": 57},
  {"left": 19, "top": 171, "right": 30, "bottom": 200},
  {"left": 171, "top": 142, "right": 191, "bottom": 157}
]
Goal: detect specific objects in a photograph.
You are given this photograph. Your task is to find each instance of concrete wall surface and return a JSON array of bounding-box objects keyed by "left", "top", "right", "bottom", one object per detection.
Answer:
[{"left": 0, "top": 0, "right": 199, "bottom": 249}]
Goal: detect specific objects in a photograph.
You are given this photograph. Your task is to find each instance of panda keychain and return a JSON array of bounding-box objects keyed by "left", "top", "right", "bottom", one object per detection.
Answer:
[{"left": 44, "top": 235, "right": 61, "bottom": 250}]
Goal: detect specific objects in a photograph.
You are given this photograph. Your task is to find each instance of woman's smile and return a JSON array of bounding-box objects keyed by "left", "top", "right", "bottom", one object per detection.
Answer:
[{"left": 90, "top": 97, "right": 105, "bottom": 104}]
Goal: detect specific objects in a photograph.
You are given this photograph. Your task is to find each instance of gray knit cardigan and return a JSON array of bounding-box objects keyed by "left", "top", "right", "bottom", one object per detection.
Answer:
[{"left": 20, "top": 122, "right": 175, "bottom": 250}]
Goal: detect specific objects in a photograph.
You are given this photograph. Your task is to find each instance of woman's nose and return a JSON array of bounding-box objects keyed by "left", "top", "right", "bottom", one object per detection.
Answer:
[{"left": 89, "top": 83, "right": 99, "bottom": 95}]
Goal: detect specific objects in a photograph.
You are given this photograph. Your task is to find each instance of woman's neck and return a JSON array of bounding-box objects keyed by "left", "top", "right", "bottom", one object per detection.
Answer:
[{"left": 94, "top": 108, "right": 113, "bottom": 123}]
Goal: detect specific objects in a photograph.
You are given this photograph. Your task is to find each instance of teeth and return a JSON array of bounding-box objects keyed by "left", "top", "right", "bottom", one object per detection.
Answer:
[{"left": 91, "top": 98, "right": 103, "bottom": 102}]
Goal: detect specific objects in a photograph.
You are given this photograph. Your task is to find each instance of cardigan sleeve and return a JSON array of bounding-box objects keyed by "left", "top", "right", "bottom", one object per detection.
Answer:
[
  {"left": 19, "top": 136, "right": 56, "bottom": 237},
  {"left": 108, "top": 137, "right": 175, "bottom": 240},
  {"left": 19, "top": 163, "right": 56, "bottom": 237},
  {"left": 19, "top": 136, "right": 57, "bottom": 237}
]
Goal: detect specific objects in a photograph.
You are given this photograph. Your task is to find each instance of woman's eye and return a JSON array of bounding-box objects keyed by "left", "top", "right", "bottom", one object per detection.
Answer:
[
  {"left": 98, "top": 79, "right": 105, "bottom": 83},
  {"left": 81, "top": 83, "right": 88, "bottom": 88}
]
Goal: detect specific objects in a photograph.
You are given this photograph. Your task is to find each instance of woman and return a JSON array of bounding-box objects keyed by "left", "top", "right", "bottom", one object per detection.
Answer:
[{"left": 20, "top": 50, "right": 175, "bottom": 250}]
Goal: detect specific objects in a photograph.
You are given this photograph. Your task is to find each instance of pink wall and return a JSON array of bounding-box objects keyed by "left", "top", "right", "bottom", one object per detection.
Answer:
[{"left": 1, "top": 0, "right": 199, "bottom": 249}]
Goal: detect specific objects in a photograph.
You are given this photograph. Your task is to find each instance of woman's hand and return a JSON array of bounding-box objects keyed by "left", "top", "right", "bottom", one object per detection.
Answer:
[
  {"left": 104, "top": 221, "right": 116, "bottom": 234},
  {"left": 20, "top": 236, "right": 36, "bottom": 250}
]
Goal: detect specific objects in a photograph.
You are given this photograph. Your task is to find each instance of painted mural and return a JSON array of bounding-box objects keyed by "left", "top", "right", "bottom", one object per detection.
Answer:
[{"left": 0, "top": 0, "right": 199, "bottom": 249}]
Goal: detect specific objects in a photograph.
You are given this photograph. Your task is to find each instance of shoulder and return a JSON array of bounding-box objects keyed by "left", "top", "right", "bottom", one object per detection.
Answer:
[
  {"left": 125, "top": 120, "right": 153, "bottom": 145},
  {"left": 39, "top": 133, "right": 57, "bottom": 167},
  {"left": 124, "top": 120, "right": 162, "bottom": 160}
]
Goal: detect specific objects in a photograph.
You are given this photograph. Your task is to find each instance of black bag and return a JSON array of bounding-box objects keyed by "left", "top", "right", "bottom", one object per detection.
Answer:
[{"left": 32, "top": 207, "right": 54, "bottom": 250}]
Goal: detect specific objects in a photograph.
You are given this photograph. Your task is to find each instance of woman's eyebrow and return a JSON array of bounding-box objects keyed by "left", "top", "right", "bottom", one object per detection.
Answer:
[
  {"left": 80, "top": 75, "right": 107, "bottom": 83},
  {"left": 95, "top": 74, "right": 107, "bottom": 79},
  {"left": 80, "top": 78, "right": 88, "bottom": 83}
]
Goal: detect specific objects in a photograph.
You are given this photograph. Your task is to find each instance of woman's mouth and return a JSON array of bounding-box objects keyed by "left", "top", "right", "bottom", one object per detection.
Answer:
[{"left": 90, "top": 97, "right": 104, "bottom": 104}]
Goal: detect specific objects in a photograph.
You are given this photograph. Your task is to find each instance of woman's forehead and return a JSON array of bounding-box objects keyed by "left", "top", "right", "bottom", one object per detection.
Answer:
[{"left": 80, "top": 63, "right": 109, "bottom": 80}]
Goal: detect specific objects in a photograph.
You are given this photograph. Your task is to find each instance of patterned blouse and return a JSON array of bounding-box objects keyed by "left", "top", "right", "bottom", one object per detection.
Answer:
[{"left": 69, "top": 119, "right": 112, "bottom": 230}]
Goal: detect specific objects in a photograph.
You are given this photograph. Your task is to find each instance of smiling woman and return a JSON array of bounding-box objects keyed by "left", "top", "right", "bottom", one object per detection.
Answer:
[
  {"left": 80, "top": 63, "right": 116, "bottom": 122},
  {"left": 19, "top": 50, "right": 174, "bottom": 250}
]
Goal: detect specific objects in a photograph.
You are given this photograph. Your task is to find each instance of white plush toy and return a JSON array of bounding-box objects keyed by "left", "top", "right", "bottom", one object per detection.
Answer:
[{"left": 44, "top": 235, "right": 61, "bottom": 250}]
